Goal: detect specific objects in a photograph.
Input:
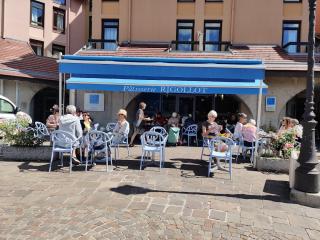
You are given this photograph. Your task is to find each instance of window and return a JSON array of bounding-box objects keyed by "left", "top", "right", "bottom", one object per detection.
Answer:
[
  {"left": 89, "top": 0, "right": 92, "bottom": 12},
  {"left": 0, "top": 99, "right": 14, "bottom": 113},
  {"left": 31, "top": 0, "right": 44, "bottom": 27},
  {"left": 282, "top": 21, "right": 301, "bottom": 53},
  {"left": 52, "top": 44, "right": 65, "bottom": 57},
  {"left": 54, "top": 0, "right": 66, "bottom": 5},
  {"left": 30, "top": 39, "right": 44, "bottom": 56},
  {"left": 176, "top": 20, "right": 194, "bottom": 51},
  {"left": 204, "top": 20, "right": 222, "bottom": 51},
  {"left": 284, "top": 0, "right": 302, "bottom": 3},
  {"left": 89, "top": 16, "right": 92, "bottom": 39},
  {"left": 53, "top": 7, "right": 65, "bottom": 32},
  {"left": 102, "top": 19, "right": 119, "bottom": 50}
]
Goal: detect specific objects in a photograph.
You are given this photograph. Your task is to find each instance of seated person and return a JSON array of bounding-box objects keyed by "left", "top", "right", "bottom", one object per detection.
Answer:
[
  {"left": 59, "top": 105, "right": 83, "bottom": 164},
  {"left": 80, "top": 112, "right": 92, "bottom": 134},
  {"left": 233, "top": 113, "right": 247, "bottom": 140},
  {"left": 202, "top": 110, "right": 222, "bottom": 138},
  {"left": 242, "top": 119, "right": 257, "bottom": 147},
  {"left": 277, "top": 117, "right": 292, "bottom": 136},
  {"left": 183, "top": 114, "right": 195, "bottom": 128},
  {"left": 290, "top": 118, "right": 303, "bottom": 141},
  {"left": 46, "top": 104, "right": 60, "bottom": 132},
  {"left": 167, "top": 112, "right": 179, "bottom": 128},
  {"left": 113, "top": 109, "right": 130, "bottom": 144},
  {"left": 153, "top": 112, "right": 167, "bottom": 126}
]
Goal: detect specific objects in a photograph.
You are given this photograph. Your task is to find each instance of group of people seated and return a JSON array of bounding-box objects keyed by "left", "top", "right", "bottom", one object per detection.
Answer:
[
  {"left": 45, "top": 104, "right": 130, "bottom": 164},
  {"left": 277, "top": 116, "right": 303, "bottom": 141}
]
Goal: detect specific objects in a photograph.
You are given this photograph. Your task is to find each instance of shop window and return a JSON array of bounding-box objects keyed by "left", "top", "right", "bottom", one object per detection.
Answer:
[
  {"left": 52, "top": 44, "right": 65, "bottom": 58},
  {"left": 204, "top": 20, "right": 222, "bottom": 51},
  {"left": 53, "top": 7, "right": 65, "bottom": 33},
  {"left": 102, "top": 19, "right": 119, "bottom": 50},
  {"left": 31, "top": 0, "right": 44, "bottom": 27},
  {"left": 53, "top": 0, "right": 66, "bottom": 5},
  {"left": 30, "top": 39, "right": 44, "bottom": 56},
  {"left": 176, "top": 20, "right": 194, "bottom": 51},
  {"left": 282, "top": 21, "right": 301, "bottom": 53}
]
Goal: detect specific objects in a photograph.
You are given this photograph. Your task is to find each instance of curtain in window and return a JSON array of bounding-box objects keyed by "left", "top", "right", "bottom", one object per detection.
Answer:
[
  {"left": 178, "top": 29, "right": 192, "bottom": 51},
  {"left": 103, "top": 27, "right": 117, "bottom": 50},
  {"left": 283, "top": 30, "right": 298, "bottom": 53},
  {"left": 205, "top": 29, "right": 220, "bottom": 51},
  {"left": 57, "top": 14, "right": 64, "bottom": 30}
]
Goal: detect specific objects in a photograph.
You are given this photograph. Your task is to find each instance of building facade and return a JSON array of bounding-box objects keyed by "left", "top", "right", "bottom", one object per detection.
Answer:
[
  {"left": 0, "top": 0, "right": 87, "bottom": 121},
  {"left": 70, "top": 0, "right": 320, "bottom": 135}
]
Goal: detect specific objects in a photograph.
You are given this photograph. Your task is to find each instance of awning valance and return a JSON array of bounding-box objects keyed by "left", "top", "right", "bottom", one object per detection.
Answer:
[{"left": 66, "top": 77, "right": 267, "bottom": 95}]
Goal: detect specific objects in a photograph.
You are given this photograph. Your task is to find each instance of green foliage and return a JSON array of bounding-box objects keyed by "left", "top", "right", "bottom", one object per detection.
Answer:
[
  {"left": 261, "top": 121, "right": 277, "bottom": 133},
  {"left": 0, "top": 119, "right": 43, "bottom": 147},
  {"left": 270, "top": 131, "right": 300, "bottom": 159}
]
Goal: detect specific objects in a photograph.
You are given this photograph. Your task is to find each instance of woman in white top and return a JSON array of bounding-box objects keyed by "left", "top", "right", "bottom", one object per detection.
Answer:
[
  {"left": 113, "top": 109, "right": 130, "bottom": 144},
  {"left": 233, "top": 113, "right": 247, "bottom": 140}
]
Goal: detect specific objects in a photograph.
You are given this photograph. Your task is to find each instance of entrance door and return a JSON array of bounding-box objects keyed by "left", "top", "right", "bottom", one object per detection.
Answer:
[{"left": 178, "top": 96, "right": 195, "bottom": 118}]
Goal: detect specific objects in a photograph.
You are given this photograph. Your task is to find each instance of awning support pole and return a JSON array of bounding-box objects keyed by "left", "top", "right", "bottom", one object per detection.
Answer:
[
  {"left": 254, "top": 79, "right": 263, "bottom": 168},
  {"left": 58, "top": 52, "right": 62, "bottom": 116}
]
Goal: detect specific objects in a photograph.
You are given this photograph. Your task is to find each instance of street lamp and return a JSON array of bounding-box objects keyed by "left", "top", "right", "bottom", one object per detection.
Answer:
[{"left": 294, "top": 0, "right": 320, "bottom": 193}]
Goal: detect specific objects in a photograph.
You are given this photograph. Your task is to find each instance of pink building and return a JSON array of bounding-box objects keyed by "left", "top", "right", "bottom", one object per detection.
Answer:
[{"left": 0, "top": 0, "right": 88, "bottom": 121}]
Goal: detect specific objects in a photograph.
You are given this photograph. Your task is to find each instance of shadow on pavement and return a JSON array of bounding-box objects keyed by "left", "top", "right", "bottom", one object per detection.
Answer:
[{"left": 110, "top": 182, "right": 291, "bottom": 203}]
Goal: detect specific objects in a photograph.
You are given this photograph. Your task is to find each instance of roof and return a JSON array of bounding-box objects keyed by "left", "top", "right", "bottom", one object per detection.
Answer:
[
  {"left": 78, "top": 45, "right": 320, "bottom": 72},
  {"left": 0, "top": 38, "right": 58, "bottom": 81}
]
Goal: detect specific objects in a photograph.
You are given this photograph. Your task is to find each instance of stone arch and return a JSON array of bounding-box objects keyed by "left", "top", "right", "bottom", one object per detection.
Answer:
[{"left": 30, "top": 87, "right": 59, "bottom": 122}]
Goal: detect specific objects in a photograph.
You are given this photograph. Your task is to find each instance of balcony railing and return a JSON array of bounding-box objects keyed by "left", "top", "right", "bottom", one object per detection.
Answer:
[
  {"left": 84, "top": 39, "right": 231, "bottom": 53},
  {"left": 170, "top": 40, "right": 231, "bottom": 52},
  {"left": 282, "top": 42, "right": 308, "bottom": 54}
]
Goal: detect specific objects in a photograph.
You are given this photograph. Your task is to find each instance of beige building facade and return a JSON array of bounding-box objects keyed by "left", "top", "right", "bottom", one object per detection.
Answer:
[{"left": 70, "top": 0, "right": 319, "bottom": 133}]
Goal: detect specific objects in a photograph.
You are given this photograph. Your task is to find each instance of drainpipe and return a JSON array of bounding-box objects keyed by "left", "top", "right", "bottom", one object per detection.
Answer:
[
  {"left": 0, "top": 79, "right": 3, "bottom": 95},
  {"left": 230, "top": 0, "right": 235, "bottom": 44},
  {"left": 1, "top": 0, "right": 5, "bottom": 38},
  {"left": 67, "top": 0, "right": 70, "bottom": 54},
  {"left": 15, "top": 81, "right": 19, "bottom": 107},
  {"left": 128, "top": 0, "right": 132, "bottom": 42}
]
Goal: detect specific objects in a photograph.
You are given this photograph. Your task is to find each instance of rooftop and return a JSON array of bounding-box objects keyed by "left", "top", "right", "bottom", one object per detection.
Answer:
[
  {"left": 0, "top": 38, "right": 58, "bottom": 81},
  {"left": 78, "top": 44, "right": 320, "bottom": 72}
]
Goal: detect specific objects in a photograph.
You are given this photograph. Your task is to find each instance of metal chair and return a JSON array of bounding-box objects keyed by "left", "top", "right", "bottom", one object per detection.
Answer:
[
  {"left": 86, "top": 130, "right": 113, "bottom": 172},
  {"left": 181, "top": 124, "right": 198, "bottom": 146},
  {"left": 140, "top": 131, "right": 166, "bottom": 171},
  {"left": 208, "top": 136, "right": 235, "bottom": 179},
  {"left": 49, "top": 130, "right": 82, "bottom": 173},
  {"left": 34, "top": 121, "right": 50, "bottom": 140},
  {"left": 201, "top": 137, "right": 211, "bottom": 160},
  {"left": 106, "top": 122, "right": 117, "bottom": 132},
  {"left": 236, "top": 137, "right": 256, "bottom": 164}
]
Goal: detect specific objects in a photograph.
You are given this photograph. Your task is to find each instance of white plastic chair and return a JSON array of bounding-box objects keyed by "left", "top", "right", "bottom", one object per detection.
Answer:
[
  {"left": 93, "top": 123, "right": 100, "bottom": 130},
  {"left": 150, "top": 126, "right": 168, "bottom": 138},
  {"left": 236, "top": 137, "right": 256, "bottom": 164},
  {"left": 106, "top": 122, "right": 117, "bottom": 132},
  {"left": 208, "top": 137, "right": 235, "bottom": 179},
  {"left": 49, "top": 130, "right": 82, "bottom": 173},
  {"left": 140, "top": 131, "right": 166, "bottom": 171},
  {"left": 181, "top": 124, "right": 198, "bottom": 146},
  {"left": 201, "top": 137, "right": 211, "bottom": 160},
  {"left": 34, "top": 121, "right": 50, "bottom": 140},
  {"left": 112, "top": 133, "right": 130, "bottom": 159},
  {"left": 86, "top": 130, "right": 113, "bottom": 172}
]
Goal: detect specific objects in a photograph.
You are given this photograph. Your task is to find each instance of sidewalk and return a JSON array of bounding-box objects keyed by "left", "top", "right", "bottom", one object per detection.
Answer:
[{"left": 0, "top": 146, "right": 319, "bottom": 239}]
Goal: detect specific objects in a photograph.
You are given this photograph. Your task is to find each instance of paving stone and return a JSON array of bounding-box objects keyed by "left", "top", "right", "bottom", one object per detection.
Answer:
[
  {"left": 306, "top": 229, "right": 320, "bottom": 240},
  {"left": 148, "top": 204, "right": 165, "bottom": 213},
  {"left": 164, "top": 206, "right": 183, "bottom": 215},
  {"left": 209, "top": 209, "right": 227, "bottom": 222}
]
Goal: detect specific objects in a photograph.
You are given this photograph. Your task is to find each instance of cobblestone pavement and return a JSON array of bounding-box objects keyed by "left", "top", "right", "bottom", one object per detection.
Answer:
[{"left": 0, "top": 146, "right": 320, "bottom": 240}]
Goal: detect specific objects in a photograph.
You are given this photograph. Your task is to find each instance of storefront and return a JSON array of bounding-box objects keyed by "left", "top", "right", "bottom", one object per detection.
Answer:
[{"left": 59, "top": 55, "right": 267, "bottom": 130}]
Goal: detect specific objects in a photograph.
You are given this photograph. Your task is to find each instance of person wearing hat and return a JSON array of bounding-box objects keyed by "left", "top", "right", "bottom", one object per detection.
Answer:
[
  {"left": 46, "top": 104, "right": 60, "bottom": 132},
  {"left": 113, "top": 109, "right": 130, "bottom": 144}
]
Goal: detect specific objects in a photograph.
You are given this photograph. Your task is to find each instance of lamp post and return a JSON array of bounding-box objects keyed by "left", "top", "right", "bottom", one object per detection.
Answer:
[{"left": 294, "top": 0, "right": 320, "bottom": 193}]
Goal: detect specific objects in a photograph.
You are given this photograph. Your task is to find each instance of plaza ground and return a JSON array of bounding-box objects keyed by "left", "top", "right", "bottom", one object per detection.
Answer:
[{"left": 0, "top": 146, "right": 319, "bottom": 240}]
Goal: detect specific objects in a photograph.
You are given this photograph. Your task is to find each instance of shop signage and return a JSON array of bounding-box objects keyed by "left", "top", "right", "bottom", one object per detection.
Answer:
[
  {"left": 123, "top": 86, "right": 209, "bottom": 94},
  {"left": 84, "top": 93, "right": 104, "bottom": 111},
  {"left": 265, "top": 96, "right": 276, "bottom": 112}
]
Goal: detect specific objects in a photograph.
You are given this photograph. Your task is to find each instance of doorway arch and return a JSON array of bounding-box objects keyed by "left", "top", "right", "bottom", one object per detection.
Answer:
[{"left": 31, "top": 87, "right": 59, "bottom": 122}]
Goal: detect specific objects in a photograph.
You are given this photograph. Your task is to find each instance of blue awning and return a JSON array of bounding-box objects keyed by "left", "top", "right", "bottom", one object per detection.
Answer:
[
  {"left": 66, "top": 77, "right": 267, "bottom": 95},
  {"left": 59, "top": 55, "right": 265, "bottom": 83}
]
